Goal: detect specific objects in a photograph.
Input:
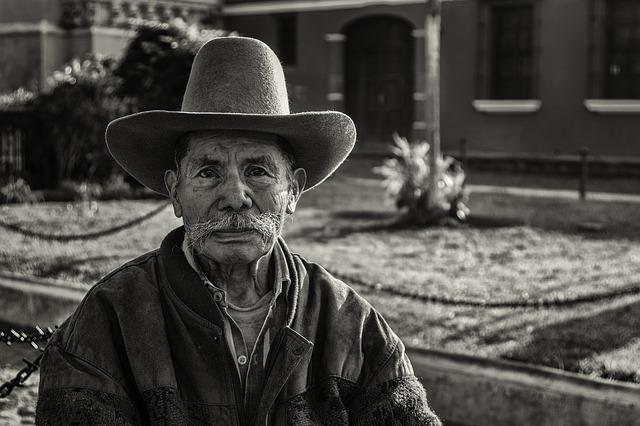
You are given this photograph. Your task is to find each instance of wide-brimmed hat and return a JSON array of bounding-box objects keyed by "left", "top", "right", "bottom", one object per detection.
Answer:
[{"left": 105, "top": 36, "right": 356, "bottom": 195}]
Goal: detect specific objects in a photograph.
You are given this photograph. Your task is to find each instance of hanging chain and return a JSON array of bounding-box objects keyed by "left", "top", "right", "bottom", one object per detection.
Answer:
[
  {"left": 0, "top": 353, "right": 43, "bottom": 399},
  {"left": 0, "top": 326, "right": 56, "bottom": 399}
]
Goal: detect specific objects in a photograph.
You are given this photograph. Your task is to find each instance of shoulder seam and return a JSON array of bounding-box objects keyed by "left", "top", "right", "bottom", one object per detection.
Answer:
[
  {"left": 63, "top": 250, "right": 158, "bottom": 349},
  {"left": 46, "top": 343, "right": 132, "bottom": 397}
]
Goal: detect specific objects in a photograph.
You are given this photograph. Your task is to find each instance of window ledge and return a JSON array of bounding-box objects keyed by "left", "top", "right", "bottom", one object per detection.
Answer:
[
  {"left": 472, "top": 100, "right": 541, "bottom": 114},
  {"left": 584, "top": 99, "right": 640, "bottom": 114}
]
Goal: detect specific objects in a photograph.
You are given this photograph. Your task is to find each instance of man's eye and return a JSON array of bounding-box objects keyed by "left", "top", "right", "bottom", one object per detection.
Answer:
[
  {"left": 247, "top": 167, "right": 269, "bottom": 177},
  {"left": 196, "top": 169, "right": 217, "bottom": 178}
]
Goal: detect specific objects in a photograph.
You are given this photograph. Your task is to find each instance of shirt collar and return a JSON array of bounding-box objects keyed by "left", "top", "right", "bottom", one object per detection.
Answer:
[{"left": 181, "top": 237, "right": 290, "bottom": 301}]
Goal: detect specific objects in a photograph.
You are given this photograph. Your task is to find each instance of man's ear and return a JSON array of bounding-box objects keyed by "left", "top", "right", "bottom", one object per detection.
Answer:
[
  {"left": 286, "top": 168, "right": 307, "bottom": 214},
  {"left": 164, "top": 169, "right": 183, "bottom": 218}
]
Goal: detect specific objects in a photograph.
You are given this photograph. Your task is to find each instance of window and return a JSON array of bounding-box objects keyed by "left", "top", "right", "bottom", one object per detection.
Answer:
[
  {"left": 604, "top": 0, "right": 640, "bottom": 98},
  {"left": 0, "top": 125, "right": 24, "bottom": 176},
  {"left": 477, "top": 1, "right": 538, "bottom": 100},
  {"left": 276, "top": 14, "right": 297, "bottom": 66}
]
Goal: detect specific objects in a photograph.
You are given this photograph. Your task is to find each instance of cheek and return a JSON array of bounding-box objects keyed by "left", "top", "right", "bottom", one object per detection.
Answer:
[
  {"left": 176, "top": 188, "right": 215, "bottom": 221},
  {"left": 256, "top": 190, "right": 289, "bottom": 212}
]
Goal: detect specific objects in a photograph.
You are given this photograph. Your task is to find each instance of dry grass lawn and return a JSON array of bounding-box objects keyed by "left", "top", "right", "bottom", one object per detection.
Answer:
[{"left": 1, "top": 175, "right": 639, "bottom": 383}]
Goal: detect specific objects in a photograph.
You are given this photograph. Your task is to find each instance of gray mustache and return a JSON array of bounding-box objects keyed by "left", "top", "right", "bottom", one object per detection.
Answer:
[{"left": 185, "top": 211, "right": 282, "bottom": 250}]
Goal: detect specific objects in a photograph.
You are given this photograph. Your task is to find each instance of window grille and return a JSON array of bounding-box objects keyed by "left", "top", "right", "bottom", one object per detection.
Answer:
[
  {"left": 489, "top": 3, "right": 535, "bottom": 99},
  {"left": 604, "top": 0, "right": 640, "bottom": 98},
  {"left": 0, "top": 125, "right": 25, "bottom": 177}
]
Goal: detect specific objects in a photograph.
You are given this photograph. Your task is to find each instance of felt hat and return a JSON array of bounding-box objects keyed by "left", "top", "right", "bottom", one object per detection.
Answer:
[{"left": 105, "top": 36, "right": 356, "bottom": 195}]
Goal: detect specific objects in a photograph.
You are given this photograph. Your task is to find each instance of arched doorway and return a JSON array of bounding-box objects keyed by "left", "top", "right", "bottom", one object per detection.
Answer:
[{"left": 344, "top": 16, "right": 414, "bottom": 144}]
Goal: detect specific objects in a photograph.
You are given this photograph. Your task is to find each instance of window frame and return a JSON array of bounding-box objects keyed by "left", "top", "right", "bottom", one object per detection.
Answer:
[
  {"left": 588, "top": 0, "right": 640, "bottom": 100},
  {"left": 476, "top": 0, "right": 541, "bottom": 101}
]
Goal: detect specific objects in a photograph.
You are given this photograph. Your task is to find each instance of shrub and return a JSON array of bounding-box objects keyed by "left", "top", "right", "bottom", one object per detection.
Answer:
[
  {"left": 36, "top": 55, "right": 133, "bottom": 183},
  {"left": 58, "top": 180, "right": 104, "bottom": 201},
  {"left": 374, "top": 133, "right": 470, "bottom": 225},
  {"left": 0, "top": 177, "right": 41, "bottom": 204},
  {"left": 101, "top": 174, "right": 134, "bottom": 200},
  {"left": 0, "top": 88, "right": 36, "bottom": 111}
]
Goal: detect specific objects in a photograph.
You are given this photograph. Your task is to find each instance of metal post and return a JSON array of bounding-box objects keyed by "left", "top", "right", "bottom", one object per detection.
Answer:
[
  {"left": 425, "top": 0, "right": 442, "bottom": 207},
  {"left": 579, "top": 147, "right": 590, "bottom": 200},
  {"left": 460, "top": 137, "right": 468, "bottom": 169}
]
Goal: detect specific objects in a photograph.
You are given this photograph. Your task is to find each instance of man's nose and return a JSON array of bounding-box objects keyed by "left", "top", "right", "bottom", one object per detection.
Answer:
[{"left": 217, "top": 171, "right": 252, "bottom": 211}]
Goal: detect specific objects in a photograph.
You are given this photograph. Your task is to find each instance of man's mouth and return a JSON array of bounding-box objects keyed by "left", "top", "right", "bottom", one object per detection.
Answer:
[
  {"left": 214, "top": 228, "right": 254, "bottom": 234},
  {"left": 209, "top": 229, "right": 257, "bottom": 242}
]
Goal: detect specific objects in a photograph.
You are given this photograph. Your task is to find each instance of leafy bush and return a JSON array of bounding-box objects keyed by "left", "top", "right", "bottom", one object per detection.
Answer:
[
  {"left": 374, "top": 133, "right": 470, "bottom": 225},
  {"left": 101, "top": 174, "right": 134, "bottom": 200},
  {"left": 36, "top": 55, "right": 133, "bottom": 183},
  {"left": 0, "top": 88, "right": 36, "bottom": 111},
  {"left": 58, "top": 180, "right": 104, "bottom": 201},
  {"left": 0, "top": 177, "right": 41, "bottom": 204}
]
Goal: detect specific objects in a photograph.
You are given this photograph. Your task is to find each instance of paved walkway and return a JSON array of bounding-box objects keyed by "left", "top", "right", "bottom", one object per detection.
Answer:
[{"left": 348, "top": 177, "right": 640, "bottom": 203}]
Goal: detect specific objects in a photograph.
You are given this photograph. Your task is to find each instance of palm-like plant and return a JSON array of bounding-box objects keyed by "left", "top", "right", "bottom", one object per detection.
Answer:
[{"left": 374, "top": 133, "right": 469, "bottom": 226}]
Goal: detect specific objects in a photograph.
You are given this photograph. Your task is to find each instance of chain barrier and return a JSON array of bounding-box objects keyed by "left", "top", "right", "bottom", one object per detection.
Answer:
[
  {"left": 0, "top": 354, "right": 44, "bottom": 399},
  {"left": 0, "top": 326, "right": 56, "bottom": 398},
  {"left": 327, "top": 268, "right": 640, "bottom": 309},
  {"left": 1, "top": 269, "right": 640, "bottom": 398},
  {"left": 0, "top": 201, "right": 169, "bottom": 241}
]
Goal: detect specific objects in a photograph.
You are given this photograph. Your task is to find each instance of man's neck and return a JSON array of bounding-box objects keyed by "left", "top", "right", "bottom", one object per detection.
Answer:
[{"left": 196, "top": 251, "right": 272, "bottom": 308}]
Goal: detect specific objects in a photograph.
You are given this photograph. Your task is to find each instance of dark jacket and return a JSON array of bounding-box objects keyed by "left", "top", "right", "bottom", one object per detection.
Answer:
[{"left": 36, "top": 228, "right": 441, "bottom": 425}]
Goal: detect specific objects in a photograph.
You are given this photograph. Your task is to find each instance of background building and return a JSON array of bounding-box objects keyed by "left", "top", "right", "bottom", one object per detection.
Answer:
[
  {"left": 1, "top": 0, "right": 640, "bottom": 171},
  {"left": 0, "top": 0, "right": 221, "bottom": 93},
  {"left": 225, "top": 0, "right": 640, "bottom": 164}
]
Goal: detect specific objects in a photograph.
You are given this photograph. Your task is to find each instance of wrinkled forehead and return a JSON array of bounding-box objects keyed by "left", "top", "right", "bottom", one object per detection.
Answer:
[{"left": 181, "top": 130, "right": 291, "bottom": 164}]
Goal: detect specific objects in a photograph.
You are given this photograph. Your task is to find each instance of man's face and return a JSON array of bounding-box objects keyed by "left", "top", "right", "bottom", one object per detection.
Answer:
[{"left": 164, "top": 130, "right": 305, "bottom": 265}]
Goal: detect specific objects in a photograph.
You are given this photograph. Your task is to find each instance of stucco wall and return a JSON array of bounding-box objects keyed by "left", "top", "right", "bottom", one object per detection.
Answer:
[
  {"left": 0, "top": 34, "right": 43, "bottom": 92},
  {"left": 441, "top": 0, "right": 640, "bottom": 158},
  {"left": 0, "top": 0, "right": 60, "bottom": 23}
]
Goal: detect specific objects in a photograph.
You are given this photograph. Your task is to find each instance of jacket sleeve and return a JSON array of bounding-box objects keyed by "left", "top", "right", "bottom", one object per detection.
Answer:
[
  {"left": 36, "top": 340, "right": 141, "bottom": 425},
  {"left": 348, "top": 311, "right": 442, "bottom": 426}
]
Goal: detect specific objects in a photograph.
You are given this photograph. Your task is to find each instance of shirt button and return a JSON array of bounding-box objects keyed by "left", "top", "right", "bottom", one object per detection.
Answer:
[
  {"left": 212, "top": 292, "right": 223, "bottom": 302},
  {"left": 237, "top": 355, "right": 247, "bottom": 365}
]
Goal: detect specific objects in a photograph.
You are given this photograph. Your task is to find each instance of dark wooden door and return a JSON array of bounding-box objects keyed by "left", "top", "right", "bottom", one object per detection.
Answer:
[{"left": 345, "top": 17, "right": 414, "bottom": 143}]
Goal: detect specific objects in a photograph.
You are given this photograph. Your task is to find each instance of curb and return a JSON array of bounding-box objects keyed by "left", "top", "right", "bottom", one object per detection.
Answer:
[
  {"left": 1, "top": 273, "right": 639, "bottom": 425},
  {"left": 408, "top": 347, "right": 640, "bottom": 426},
  {"left": 0, "top": 273, "right": 86, "bottom": 327}
]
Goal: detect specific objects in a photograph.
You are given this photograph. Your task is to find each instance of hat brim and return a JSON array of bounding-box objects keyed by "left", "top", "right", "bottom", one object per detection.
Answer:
[{"left": 105, "top": 110, "right": 356, "bottom": 195}]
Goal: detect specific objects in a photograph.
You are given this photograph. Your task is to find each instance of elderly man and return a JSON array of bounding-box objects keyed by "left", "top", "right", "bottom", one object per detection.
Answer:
[{"left": 36, "top": 37, "right": 440, "bottom": 425}]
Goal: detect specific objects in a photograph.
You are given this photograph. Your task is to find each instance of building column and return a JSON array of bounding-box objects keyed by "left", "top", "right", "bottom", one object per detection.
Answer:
[
  {"left": 412, "top": 28, "right": 426, "bottom": 142},
  {"left": 324, "top": 33, "right": 345, "bottom": 111}
]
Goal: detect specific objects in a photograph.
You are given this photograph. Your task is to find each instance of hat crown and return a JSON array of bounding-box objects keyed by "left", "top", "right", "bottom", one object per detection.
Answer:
[{"left": 181, "top": 37, "right": 290, "bottom": 115}]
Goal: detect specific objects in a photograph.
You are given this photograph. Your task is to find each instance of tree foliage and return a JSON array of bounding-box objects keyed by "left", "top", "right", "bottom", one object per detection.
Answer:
[
  {"left": 36, "top": 55, "right": 133, "bottom": 182},
  {"left": 115, "top": 20, "right": 231, "bottom": 111}
]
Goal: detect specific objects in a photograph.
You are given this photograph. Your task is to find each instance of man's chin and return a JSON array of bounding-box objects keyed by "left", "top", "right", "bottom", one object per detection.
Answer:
[{"left": 196, "top": 232, "right": 275, "bottom": 264}]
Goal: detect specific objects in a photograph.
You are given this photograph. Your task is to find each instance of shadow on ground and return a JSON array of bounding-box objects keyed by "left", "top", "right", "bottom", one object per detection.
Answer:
[
  {"left": 491, "top": 300, "right": 640, "bottom": 382},
  {"left": 286, "top": 209, "right": 526, "bottom": 242}
]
